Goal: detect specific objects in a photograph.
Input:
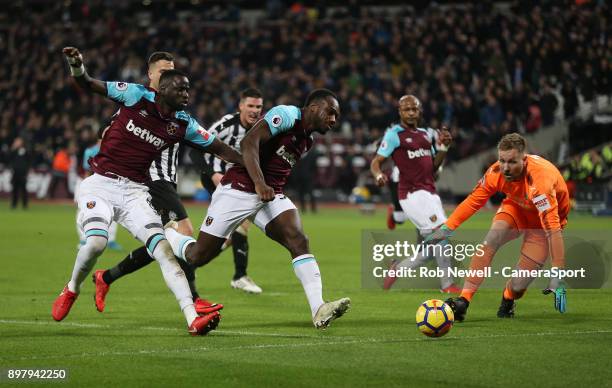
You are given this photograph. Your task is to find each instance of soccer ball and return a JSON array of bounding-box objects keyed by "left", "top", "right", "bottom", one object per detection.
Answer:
[{"left": 415, "top": 299, "right": 454, "bottom": 337}]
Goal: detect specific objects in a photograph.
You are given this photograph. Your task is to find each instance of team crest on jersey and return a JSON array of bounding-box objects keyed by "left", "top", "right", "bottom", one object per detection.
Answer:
[
  {"left": 429, "top": 215, "right": 437, "bottom": 223},
  {"left": 205, "top": 216, "right": 214, "bottom": 226},
  {"left": 86, "top": 201, "right": 96, "bottom": 209},
  {"left": 197, "top": 127, "right": 210, "bottom": 140},
  {"left": 169, "top": 211, "right": 177, "bottom": 221},
  {"left": 116, "top": 82, "right": 128, "bottom": 91},
  {"left": 271, "top": 115, "right": 283, "bottom": 127},
  {"left": 167, "top": 122, "right": 179, "bottom": 135},
  {"left": 406, "top": 138, "right": 413, "bottom": 143}
]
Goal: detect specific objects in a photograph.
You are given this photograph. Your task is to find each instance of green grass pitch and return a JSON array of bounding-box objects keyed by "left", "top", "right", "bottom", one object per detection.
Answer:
[{"left": 1, "top": 201, "right": 611, "bottom": 387}]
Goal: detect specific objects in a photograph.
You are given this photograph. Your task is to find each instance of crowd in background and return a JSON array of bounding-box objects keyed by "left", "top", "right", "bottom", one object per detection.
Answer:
[{"left": 0, "top": 0, "right": 610, "bottom": 198}]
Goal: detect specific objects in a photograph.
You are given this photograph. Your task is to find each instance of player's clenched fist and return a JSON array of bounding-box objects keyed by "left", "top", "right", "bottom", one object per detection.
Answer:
[
  {"left": 438, "top": 126, "right": 452, "bottom": 146},
  {"left": 255, "top": 182, "right": 275, "bottom": 202},
  {"left": 375, "top": 173, "right": 388, "bottom": 187},
  {"left": 63, "top": 47, "right": 83, "bottom": 67}
]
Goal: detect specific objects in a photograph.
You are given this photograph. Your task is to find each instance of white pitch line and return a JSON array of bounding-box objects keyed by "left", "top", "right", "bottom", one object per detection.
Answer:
[
  {"left": 0, "top": 319, "right": 322, "bottom": 339},
  {"left": 2, "top": 326, "right": 612, "bottom": 362}
]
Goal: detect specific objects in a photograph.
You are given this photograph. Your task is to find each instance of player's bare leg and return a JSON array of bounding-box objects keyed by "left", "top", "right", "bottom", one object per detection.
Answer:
[
  {"left": 164, "top": 222, "right": 226, "bottom": 267},
  {"left": 177, "top": 218, "right": 193, "bottom": 235},
  {"left": 265, "top": 209, "right": 350, "bottom": 329},
  {"left": 230, "top": 221, "right": 262, "bottom": 294},
  {"left": 148, "top": 238, "right": 219, "bottom": 335}
]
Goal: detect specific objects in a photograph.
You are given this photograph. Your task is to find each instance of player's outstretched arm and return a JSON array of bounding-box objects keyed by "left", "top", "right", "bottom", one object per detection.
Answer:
[
  {"left": 205, "top": 138, "right": 243, "bottom": 166},
  {"left": 63, "top": 47, "right": 106, "bottom": 95},
  {"left": 240, "top": 120, "right": 275, "bottom": 202},
  {"left": 433, "top": 126, "right": 452, "bottom": 172},
  {"left": 370, "top": 155, "right": 389, "bottom": 187}
]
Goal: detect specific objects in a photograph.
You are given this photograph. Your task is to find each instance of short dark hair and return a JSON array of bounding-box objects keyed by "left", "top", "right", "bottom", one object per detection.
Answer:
[
  {"left": 148, "top": 51, "right": 174, "bottom": 66},
  {"left": 240, "top": 87, "right": 263, "bottom": 100},
  {"left": 305, "top": 88, "right": 338, "bottom": 106},
  {"left": 159, "top": 69, "right": 188, "bottom": 88},
  {"left": 498, "top": 133, "right": 526, "bottom": 153}
]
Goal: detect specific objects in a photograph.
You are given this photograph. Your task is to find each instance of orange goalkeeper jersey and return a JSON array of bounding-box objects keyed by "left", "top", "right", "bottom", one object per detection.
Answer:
[{"left": 446, "top": 154, "right": 570, "bottom": 231}]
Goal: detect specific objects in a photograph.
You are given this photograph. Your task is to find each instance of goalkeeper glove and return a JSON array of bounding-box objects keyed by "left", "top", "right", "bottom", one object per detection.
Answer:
[
  {"left": 542, "top": 282, "right": 567, "bottom": 313},
  {"left": 424, "top": 224, "right": 454, "bottom": 244}
]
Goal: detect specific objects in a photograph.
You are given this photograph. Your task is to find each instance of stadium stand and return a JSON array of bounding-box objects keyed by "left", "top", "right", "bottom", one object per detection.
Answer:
[{"left": 0, "top": 1, "right": 610, "bottom": 199}]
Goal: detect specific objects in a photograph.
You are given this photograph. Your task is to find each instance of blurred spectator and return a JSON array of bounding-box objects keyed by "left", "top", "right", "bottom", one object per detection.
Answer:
[
  {"left": 539, "top": 83, "right": 558, "bottom": 127},
  {"left": 480, "top": 94, "right": 504, "bottom": 132},
  {"left": 0, "top": 1, "right": 610, "bottom": 192},
  {"left": 9, "top": 137, "right": 30, "bottom": 209},
  {"left": 525, "top": 102, "right": 542, "bottom": 133},
  {"left": 47, "top": 143, "right": 74, "bottom": 198},
  {"left": 292, "top": 149, "right": 318, "bottom": 213}
]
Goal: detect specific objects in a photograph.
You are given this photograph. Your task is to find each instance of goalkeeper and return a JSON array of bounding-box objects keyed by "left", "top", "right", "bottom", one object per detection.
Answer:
[{"left": 427, "top": 133, "right": 570, "bottom": 320}]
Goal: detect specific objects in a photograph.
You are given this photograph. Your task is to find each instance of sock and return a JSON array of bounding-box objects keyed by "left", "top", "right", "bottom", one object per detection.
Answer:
[
  {"left": 396, "top": 247, "right": 430, "bottom": 270},
  {"left": 461, "top": 244, "right": 496, "bottom": 299},
  {"left": 393, "top": 211, "right": 406, "bottom": 223},
  {"left": 151, "top": 239, "right": 197, "bottom": 325},
  {"left": 178, "top": 259, "right": 199, "bottom": 299},
  {"left": 432, "top": 240, "right": 453, "bottom": 289},
  {"left": 68, "top": 236, "right": 107, "bottom": 293},
  {"left": 503, "top": 286, "right": 515, "bottom": 300},
  {"left": 164, "top": 227, "right": 196, "bottom": 261},
  {"left": 292, "top": 254, "right": 324, "bottom": 317},
  {"left": 231, "top": 231, "right": 248, "bottom": 280},
  {"left": 460, "top": 289, "right": 476, "bottom": 302},
  {"left": 76, "top": 213, "right": 85, "bottom": 242},
  {"left": 103, "top": 246, "right": 155, "bottom": 285}
]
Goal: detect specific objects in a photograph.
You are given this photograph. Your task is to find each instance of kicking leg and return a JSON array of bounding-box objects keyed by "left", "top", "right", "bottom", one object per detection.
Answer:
[
  {"left": 264, "top": 208, "right": 350, "bottom": 329},
  {"left": 447, "top": 213, "right": 521, "bottom": 322},
  {"left": 230, "top": 221, "right": 262, "bottom": 294},
  {"left": 53, "top": 205, "right": 110, "bottom": 321}
]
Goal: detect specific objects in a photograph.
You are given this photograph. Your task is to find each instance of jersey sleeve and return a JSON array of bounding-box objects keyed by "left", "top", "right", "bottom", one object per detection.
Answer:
[
  {"left": 82, "top": 149, "right": 93, "bottom": 171},
  {"left": 446, "top": 164, "right": 501, "bottom": 230},
  {"left": 264, "top": 105, "right": 300, "bottom": 136},
  {"left": 529, "top": 171, "right": 565, "bottom": 267},
  {"left": 106, "top": 82, "right": 149, "bottom": 107},
  {"left": 427, "top": 127, "right": 438, "bottom": 156},
  {"left": 376, "top": 129, "right": 400, "bottom": 158},
  {"left": 529, "top": 173, "right": 562, "bottom": 231},
  {"left": 183, "top": 116, "right": 216, "bottom": 148}
]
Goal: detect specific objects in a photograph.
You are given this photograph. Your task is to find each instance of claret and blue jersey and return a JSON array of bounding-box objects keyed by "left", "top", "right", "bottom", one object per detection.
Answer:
[
  {"left": 222, "top": 105, "right": 314, "bottom": 194},
  {"left": 89, "top": 81, "right": 214, "bottom": 183},
  {"left": 377, "top": 124, "right": 438, "bottom": 197}
]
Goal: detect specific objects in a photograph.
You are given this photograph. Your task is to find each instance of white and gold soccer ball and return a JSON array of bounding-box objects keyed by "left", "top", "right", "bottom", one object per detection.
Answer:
[{"left": 415, "top": 299, "right": 454, "bottom": 337}]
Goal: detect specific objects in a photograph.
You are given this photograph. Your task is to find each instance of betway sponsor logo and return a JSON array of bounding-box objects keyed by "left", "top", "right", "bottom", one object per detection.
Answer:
[
  {"left": 406, "top": 148, "right": 432, "bottom": 159},
  {"left": 276, "top": 145, "right": 297, "bottom": 167},
  {"left": 126, "top": 120, "right": 167, "bottom": 150}
]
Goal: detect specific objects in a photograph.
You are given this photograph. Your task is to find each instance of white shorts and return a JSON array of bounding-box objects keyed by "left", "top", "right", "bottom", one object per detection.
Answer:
[
  {"left": 76, "top": 174, "right": 164, "bottom": 248},
  {"left": 399, "top": 190, "right": 447, "bottom": 235},
  {"left": 201, "top": 184, "right": 297, "bottom": 238}
]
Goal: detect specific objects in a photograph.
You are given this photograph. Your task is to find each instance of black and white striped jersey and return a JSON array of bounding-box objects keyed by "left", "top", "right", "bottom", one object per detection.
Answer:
[
  {"left": 149, "top": 143, "right": 180, "bottom": 183},
  {"left": 204, "top": 112, "right": 247, "bottom": 174}
]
